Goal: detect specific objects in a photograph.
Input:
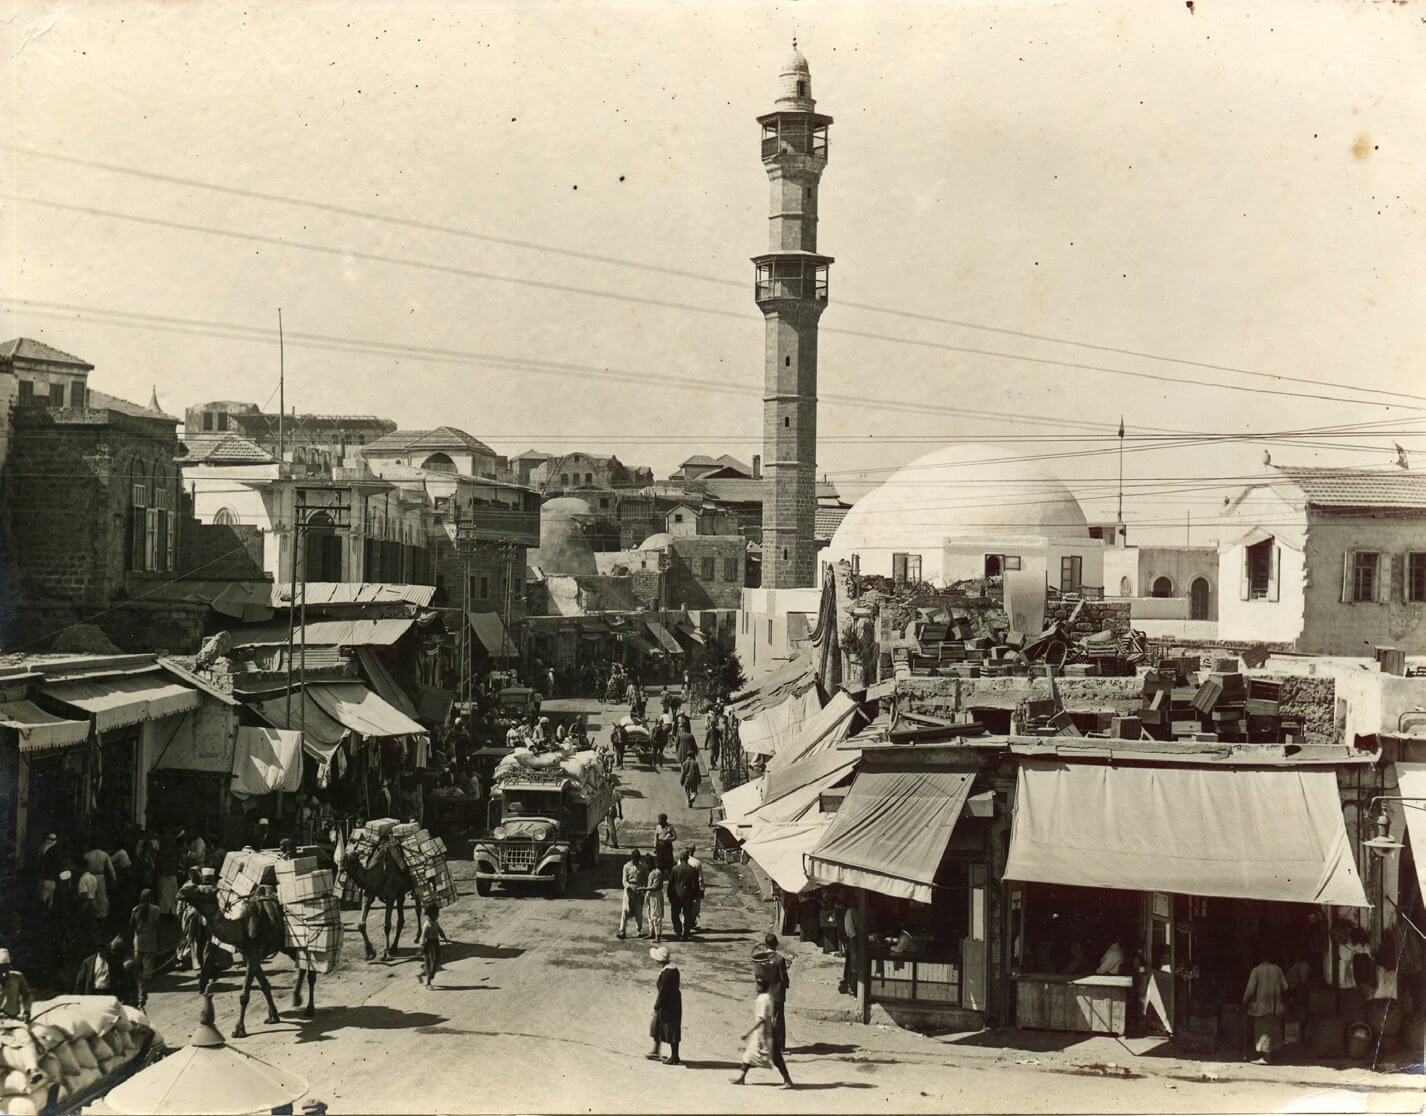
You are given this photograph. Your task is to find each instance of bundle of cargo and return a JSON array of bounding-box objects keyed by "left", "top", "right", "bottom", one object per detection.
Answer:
[
  {"left": 0, "top": 996, "right": 158, "bottom": 1114},
  {"left": 216, "top": 849, "right": 343, "bottom": 973},
  {"left": 338, "top": 818, "right": 457, "bottom": 910}
]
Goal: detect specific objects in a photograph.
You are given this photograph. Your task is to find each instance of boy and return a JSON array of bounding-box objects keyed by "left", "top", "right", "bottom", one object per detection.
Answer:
[
  {"left": 417, "top": 903, "right": 451, "bottom": 988},
  {"left": 129, "top": 888, "right": 160, "bottom": 1008}
]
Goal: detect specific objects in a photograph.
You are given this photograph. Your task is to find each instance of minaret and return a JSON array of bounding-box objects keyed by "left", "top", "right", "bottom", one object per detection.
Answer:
[{"left": 755, "top": 44, "right": 832, "bottom": 590}]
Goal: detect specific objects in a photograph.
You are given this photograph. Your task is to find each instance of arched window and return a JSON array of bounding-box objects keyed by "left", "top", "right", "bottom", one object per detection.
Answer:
[
  {"left": 150, "top": 461, "right": 173, "bottom": 572},
  {"left": 1119, "top": 576, "right": 1132, "bottom": 596},
  {"left": 1151, "top": 576, "right": 1173, "bottom": 598},
  {"left": 1190, "top": 577, "right": 1212, "bottom": 621},
  {"left": 421, "top": 452, "right": 456, "bottom": 473},
  {"left": 214, "top": 507, "right": 238, "bottom": 526}
]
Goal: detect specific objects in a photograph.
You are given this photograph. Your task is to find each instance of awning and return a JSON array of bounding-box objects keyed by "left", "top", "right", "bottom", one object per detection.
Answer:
[
  {"left": 625, "top": 633, "right": 661, "bottom": 656},
  {"left": 740, "top": 687, "right": 822, "bottom": 758},
  {"left": 743, "top": 819, "right": 835, "bottom": 895},
  {"left": 1003, "top": 758, "right": 1369, "bottom": 907},
  {"left": 729, "top": 656, "right": 819, "bottom": 720},
  {"left": 305, "top": 683, "right": 427, "bottom": 739},
  {"left": 416, "top": 683, "right": 455, "bottom": 724},
  {"left": 468, "top": 612, "right": 518, "bottom": 658},
  {"left": 0, "top": 700, "right": 90, "bottom": 754},
  {"left": 806, "top": 769, "right": 975, "bottom": 904},
  {"left": 354, "top": 647, "right": 420, "bottom": 721},
  {"left": 1393, "top": 763, "right": 1426, "bottom": 907},
  {"left": 40, "top": 671, "right": 201, "bottom": 733},
  {"left": 764, "top": 691, "right": 862, "bottom": 774},
  {"left": 676, "top": 621, "right": 706, "bottom": 645},
  {"left": 645, "top": 621, "right": 684, "bottom": 656},
  {"left": 245, "top": 692, "right": 347, "bottom": 762},
  {"left": 230, "top": 618, "right": 415, "bottom": 648},
  {"left": 230, "top": 727, "right": 303, "bottom": 799},
  {"left": 751, "top": 748, "right": 861, "bottom": 825},
  {"left": 717, "top": 778, "right": 765, "bottom": 830}
]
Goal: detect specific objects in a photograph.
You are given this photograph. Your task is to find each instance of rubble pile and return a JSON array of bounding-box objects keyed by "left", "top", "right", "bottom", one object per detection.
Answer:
[{"left": 1137, "top": 658, "right": 1302, "bottom": 744}]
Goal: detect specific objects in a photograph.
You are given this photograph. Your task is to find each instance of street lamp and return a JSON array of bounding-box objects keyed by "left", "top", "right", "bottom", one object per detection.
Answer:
[{"left": 1362, "top": 795, "right": 1426, "bottom": 857}]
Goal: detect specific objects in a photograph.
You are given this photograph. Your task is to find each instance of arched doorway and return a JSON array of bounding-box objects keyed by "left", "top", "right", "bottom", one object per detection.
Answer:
[
  {"left": 1151, "top": 576, "right": 1173, "bottom": 598},
  {"left": 1190, "top": 577, "right": 1211, "bottom": 620}
]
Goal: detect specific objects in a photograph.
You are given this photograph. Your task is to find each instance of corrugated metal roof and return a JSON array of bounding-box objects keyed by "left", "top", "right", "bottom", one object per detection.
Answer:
[
  {"left": 1272, "top": 466, "right": 1426, "bottom": 510},
  {"left": 271, "top": 583, "right": 435, "bottom": 607},
  {"left": 232, "top": 618, "right": 415, "bottom": 648}
]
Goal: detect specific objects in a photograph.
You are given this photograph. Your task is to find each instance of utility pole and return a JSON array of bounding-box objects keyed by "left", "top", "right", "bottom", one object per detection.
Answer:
[
  {"left": 277, "top": 308, "right": 285, "bottom": 462},
  {"left": 456, "top": 515, "right": 480, "bottom": 707},
  {"left": 1116, "top": 415, "right": 1125, "bottom": 541},
  {"left": 288, "top": 485, "right": 352, "bottom": 748}
]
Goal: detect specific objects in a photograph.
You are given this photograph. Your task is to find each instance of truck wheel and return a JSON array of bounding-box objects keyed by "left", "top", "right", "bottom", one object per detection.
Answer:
[
  {"left": 476, "top": 879, "right": 493, "bottom": 897},
  {"left": 553, "top": 863, "right": 568, "bottom": 896},
  {"left": 583, "top": 832, "right": 598, "bottom": 867}
]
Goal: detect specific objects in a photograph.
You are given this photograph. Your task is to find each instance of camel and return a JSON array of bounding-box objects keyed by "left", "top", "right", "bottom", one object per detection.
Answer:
[
  {"left": 341, "top": 837, "right": 423, "bottom": 961},
  {"left": 177, "top": 880, "right": 319, "bottom": 1038}
]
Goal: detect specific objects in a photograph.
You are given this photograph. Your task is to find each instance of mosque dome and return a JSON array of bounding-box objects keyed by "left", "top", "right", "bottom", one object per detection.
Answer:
[
  {"left": 774, "top": 42, "right": 815, "bottom": 111},
  {"left": 638, "top": 532, "right": 675, "bottom": 551},
  {"left": 824, "top": 444, "right": 1090, "bottom": 582},
  {"left": 529, "top": 497, "right": 598, "bottom": 575}
]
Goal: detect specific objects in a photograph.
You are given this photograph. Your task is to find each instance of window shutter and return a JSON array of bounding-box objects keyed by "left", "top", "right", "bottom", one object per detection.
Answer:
[
  {"left": 1240, "top": 548, "right": 1250, "bottom": 601},
  {"left": 1381, "top": 554, "right": 1398, "bottom": 604},
  {"left": 1269, "top": 546, "right": 1280, "bottom": 603},
  {"left": 1341, "top": 551, "right": 1353, "bottom": 603}
]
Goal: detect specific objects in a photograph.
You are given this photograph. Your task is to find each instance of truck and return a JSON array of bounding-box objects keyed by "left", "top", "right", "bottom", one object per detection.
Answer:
[{"left": 473, "top": 762, "right": 615, "bottom": 896}]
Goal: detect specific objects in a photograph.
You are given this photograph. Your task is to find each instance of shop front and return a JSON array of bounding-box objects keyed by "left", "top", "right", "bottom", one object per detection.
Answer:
[
  {"left": 1003, "top": 753, "right": 1370, "bottom": 1046},
  {"left": 805, "top": 753, "right": 996, "bottom": 1030}
]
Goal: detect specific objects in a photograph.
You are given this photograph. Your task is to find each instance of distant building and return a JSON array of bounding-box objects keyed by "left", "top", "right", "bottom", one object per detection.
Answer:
[
  {"left": 1218, "top": 464, "right": 1426, "bottom": 654},
  {"left": 360, "top": 426, "right": 500, "bottom": 480},
  {"left": 185, "top": 400, "right": 396, "bottom": 473}
]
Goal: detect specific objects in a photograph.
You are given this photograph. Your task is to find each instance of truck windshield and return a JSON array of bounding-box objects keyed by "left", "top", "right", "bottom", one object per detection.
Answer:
[{"left": 502, "top": 791, "right": 562, "bottom": 818}]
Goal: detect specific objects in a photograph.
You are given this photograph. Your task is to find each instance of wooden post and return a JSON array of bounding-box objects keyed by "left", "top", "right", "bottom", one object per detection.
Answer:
[{"left": 858, "top": 889, "right": 871, "bottom": 1024}]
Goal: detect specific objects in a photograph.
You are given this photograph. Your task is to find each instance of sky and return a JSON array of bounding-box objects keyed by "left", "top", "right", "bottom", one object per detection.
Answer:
[{"left": 4, "top": 0, "right": 1424, "bottom": 546}]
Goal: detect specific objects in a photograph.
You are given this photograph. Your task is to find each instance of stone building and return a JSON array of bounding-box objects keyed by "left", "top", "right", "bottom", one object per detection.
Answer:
[
  {"left": 360, "top": 426, "right": 500, "bottom": 480},
  {"left": 185, "top": 400, "right": 396, "bottom": 473}
]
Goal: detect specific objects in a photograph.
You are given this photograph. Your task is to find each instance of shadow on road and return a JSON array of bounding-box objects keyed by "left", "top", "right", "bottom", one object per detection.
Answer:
[
  {"left": 678, "top": 1058, "right": 743, "bottom": 1071},
  {"left": 443, "top": 941, "right": 524, "bottom": 962},
  {"left": 789, "top": 1042, "right": 860, "bottom": 1055},
  {"left": 782, "top": 1082, "right": 879, "bottom": 1091},
  {"left": 294, "top": 1004, "right": 448, "bottom": 1041},
  {"left": 422, "top": 984, "right": 500, "bottom": 993}
]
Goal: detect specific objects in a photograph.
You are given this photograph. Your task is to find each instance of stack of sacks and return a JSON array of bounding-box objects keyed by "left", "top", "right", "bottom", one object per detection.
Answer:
[
  {"left": 1, "top": 997, "right": 156, "bottom": 1113},
  {"left": 337, "top": 818, "right": 401, "bottom": 901},
  {"left": 275, "top": 856, "right": 343, "bottom": 974},
  {"left": 390, "top": 827, "right": 458, "bottom": 908}
]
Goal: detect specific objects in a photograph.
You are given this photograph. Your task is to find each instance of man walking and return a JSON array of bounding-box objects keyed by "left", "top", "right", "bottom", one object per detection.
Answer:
[
  {"left": 684, "top": 845, "right": 705, "bottom": 932},
  {"left": 617, "top": 849, "right": 648, "bottom": 940},
  {"left": 668, "top": 849, "right": 700, "bottom": 941},
  {"left": 753, "top": 932, "right": 791, "bottom": 1054}
]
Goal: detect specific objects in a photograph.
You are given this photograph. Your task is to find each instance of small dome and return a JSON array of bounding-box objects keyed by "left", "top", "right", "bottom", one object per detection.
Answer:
[
  {"left": 782, "top": 47, "right": 810, "bottom": 76},
  {"left": 775, "top": 43, "right": 815, "bottom": 110},
  {"left": 639, "top": 532, "right": 675, "bottom": 551},
  {"left": 542, "top": 496, "right": 595, "bottom": 518}
]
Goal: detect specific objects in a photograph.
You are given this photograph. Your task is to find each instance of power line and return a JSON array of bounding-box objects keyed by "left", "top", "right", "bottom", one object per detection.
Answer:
[{"left": 7, "top": 142, "right": 1422, "bottom": 408}]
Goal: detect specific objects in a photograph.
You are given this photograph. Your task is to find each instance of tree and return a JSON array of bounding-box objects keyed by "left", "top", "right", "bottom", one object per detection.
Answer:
[{"left": 688, "top": 639, "right": 745, "bottom": 708}]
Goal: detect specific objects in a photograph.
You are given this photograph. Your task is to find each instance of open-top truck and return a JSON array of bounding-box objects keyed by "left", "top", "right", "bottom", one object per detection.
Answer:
[{"left": 473, "top": 759, "right": 615, "bottom": 896}]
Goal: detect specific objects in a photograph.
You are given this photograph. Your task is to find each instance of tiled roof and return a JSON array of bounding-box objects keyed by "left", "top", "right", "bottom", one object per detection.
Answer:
[
  {"left": 0, "top": 337, "right": 93, "bottom": 369},
  {"left": 363, "top": 426, "right": 495, "bottom": 456},
  {"left": 86, "top": 388, "right": 179, "bottom": 422},
  {"left": 716, "top": 454, "right": 752, "bottom": 475},
  {"left": 512, "top": 449, "right": 553, "bottom": 462},
  {"left": 1272, "top": 466, "right": 1426, "bottom": 510},
  {"left": 680, "top": 454, "right": 722, "bottom": 468},
  {"left": 815, "top": 506, "right": 851, "bottom": 539},
  {"left": 182, "top": 433, "right": 277, "bottom": 465}
]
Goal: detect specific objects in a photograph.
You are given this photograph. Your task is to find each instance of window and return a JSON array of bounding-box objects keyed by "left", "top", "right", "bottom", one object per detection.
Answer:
[
  {"left": 129, "top": 465, "right": 148, "bottom": 571},
  {"left": 797, "top": 81, "right": 807, "bottom": 97},
  {"left": 1003, "top": 555, "right": 1022, "bottom": 571},
  {"left": 850, "top": 553, "right": 860, "bottom": 576},
  {"left": 49, "top": 383, "right": 65, "bottom": 407},
  {"left": 600, "top": 497, "right": 610, "bottom": 510},
  {"left": 892, "top": 552, "right": 909, "bottom": 582},
  {"left": 767, "top": 618, "right": 773, "bottom": 644},
  {"left": 16, "top": 380, "right": 33, "bottom": 407},
  {"left": 1150, "top": 576, "right": 1173, "bottom": 598},
  {"left": 700, "top": 556, "right": 715, "bottom": 580},
  {"left": 1410, "top": 553, "right": 1426, "bottom": 604},
  {"left": 724, "top": 557, "right": 739, "bottom": 581},
  {"left": 213, "top": 507, "right": 238, "bottom": 526},
  {"left": 559, "top": 473, "right": 569, "bottom": 486},
  {"left": 1059, "top": 554, "right": 1083, "bottom": 593},
  {"left": 217, "top": 412, "right": 230, "bottom": 432},
  {"left": 673, "top": 513, "right": 684, "bottom": 524},
  {"left": 70, "top": 381, "right": 84, "bottom": 407},
  {"left": 1243, "top": 537, "right": 1278, "bottom": 601},
  {"left": 584, "top": 472, "right": 593, "bottom": 484},
  {"left": 480, "top": 576, "right": 490, "bottom": 600},
  {"left": 906, "top": 554, "right": 922, "bottom": 582},
  {"left": 1342, "top": 551, "right": 1382, "bottom": 603}
]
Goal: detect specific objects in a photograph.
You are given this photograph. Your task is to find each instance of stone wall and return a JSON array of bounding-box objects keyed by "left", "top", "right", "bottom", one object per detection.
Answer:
[
  {"left": 1045, "top": 598, "right": 1132, "bottom": 637},
  {"left": 182, "top": 521, "right": 266, "bottom": 581},
  {"left": 666, "top": 536, "right": 745, "bottom": 610}
]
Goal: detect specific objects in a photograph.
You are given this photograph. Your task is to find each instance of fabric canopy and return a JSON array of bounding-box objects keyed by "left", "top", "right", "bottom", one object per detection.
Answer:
[
  {"left": 355, "top": 647, "right": 420, "bottom": 721},
  {"left": 1394, "top": 762, "right": 1426, "bottom": 908},
  {"left": 245, "top": 692, "right": 347, "bottom": 761},
  {"left": 751, "top": 751, "right": 860, "bottom": 825},
  {"left": 1003, "top": 759, "right": 1369, "bottom": 907},
  {"left": 40, "top": 671, "right": 200, "bottom": 733},
  {"left": 105, "top": 1031, "right": 308, "bottom": 1115},
  {"left": 0, "top": 700, "right": 90, "bottom": 754},
  {"left": 740, "top": 687, "right": 822, "bottom": 758},
  {"left": 305, "top": 683, "right": 427, "bottom": 739},
  {"left": 764, "top": 691, "right": 862, "bottom": 774},
  {"left": 230, "top": 727, "right": 303, "bottom": 799},
  {"left": 468, "top": 612, "right": 518, "bottom": 658},
  {"left": 645, "top": 621, "right": 684, "bottom": 656},
  {"left": 416, "top": 683, "right": 455, "bottom": 724},
  {"left": 729, "top": 656, "right": 818, "bottom": 720},
  {"left": 717, "top": 778, "right": 764, "bottom": 830},
  {"left": 806, "top": 769, "right": 975, "bottom": 904},
  {"left": 625, "top": 633, "right": 661, "bottom": 656},
  {"left": 743, "top": 819, "right": 835, "bottom": 895}
]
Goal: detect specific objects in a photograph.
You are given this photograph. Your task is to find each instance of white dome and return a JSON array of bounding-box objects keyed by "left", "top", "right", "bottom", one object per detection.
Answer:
[
  {"left": 825, "top": 444, "right": 1090, "bottom": 577},
  {"left": 639, "top": 532, "right": 675, "bottom": 551}
]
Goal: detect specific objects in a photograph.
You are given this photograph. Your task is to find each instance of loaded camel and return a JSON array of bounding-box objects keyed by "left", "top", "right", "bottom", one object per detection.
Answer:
[
  {"left": 340, "top": 835, "right": 424, "bottom": 961},
  {"left": 177, "top": 878, "right": 319, "bottom": 1038}
]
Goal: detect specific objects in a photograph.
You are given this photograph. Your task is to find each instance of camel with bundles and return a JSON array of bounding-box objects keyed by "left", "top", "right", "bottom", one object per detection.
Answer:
[{"left": 341, "top": 834, "right": 424, "bottom": 961}]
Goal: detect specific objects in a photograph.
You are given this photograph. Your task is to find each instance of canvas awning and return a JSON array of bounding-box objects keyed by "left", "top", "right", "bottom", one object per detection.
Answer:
[
  {"left": 645, "top": 621, "right": 684, "bottom": 656},
  {"left": 416, "top": 683, "right": 455, "bottom": 724},
  {"left": 750, "top": 747, "right": 861, "bottom": 825},
  {"left": 676, "top": 621, "right": 706, "bottom": 645},
  {"left": 305, "top": 683, "right": 427, "bottom": 739},
  {"left": 468, "top": 612, "right": 518, "bottom": 658},
  {"left": 1003, "top": 758, "right": 1369, "bottom": 907},
  {"left": 729, "top": 656, "right": 819, "bottom": 720},
  {"left": 625, "top": 633, "right": 661, "bottom": 656},
  {"left": 740, "top": 687, "right": 822, "bottom": 758},
  {"left": 764, "top": 691, "right": 862, "bottom": 774},
  {"left": 0, "top": 700, "right": 90, "bottom": 754},
  {"left": 743, "top": 819, "right": 835, "bottom": 895},
  {"left": 354, "top": 647, "right": 420, "bottom": 721},
  {"left": 1393, "top": 762, "right": 1426, "bottom": 908},
  {"left": 40, "top": 671, "right": 201, "bottom": 733},
  {"left": 805, "top": 769, "right": 975, "bottom": 904},
  {"left": 717, "top": 778, "right": 765, "bottom": 831},
  {"left": 230, "top": 727, "right": 303, "bottom": 799},
  {"left": 245, "top": 692, "right": 347, "bottom": 762}
]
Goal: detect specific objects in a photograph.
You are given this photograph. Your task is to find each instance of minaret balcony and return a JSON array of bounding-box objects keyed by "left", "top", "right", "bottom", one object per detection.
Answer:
[
  {"left": 753, "top": 253, "right": 832, "bottom": 304},
  {"left": 758, "top": 112, "right": 832, "bottom": 162}
]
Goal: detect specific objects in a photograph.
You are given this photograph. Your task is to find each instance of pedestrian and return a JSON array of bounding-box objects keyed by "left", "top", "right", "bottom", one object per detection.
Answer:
[
  {"left": 547, "top": 666, "right": 557, "bottom": 699},
  {"left": 249, "top": 816, "right": 272, "bottom": 850},
  {"left": 82, "top": 840, "right": 116, "bottom": 925},
  {"left": 680, "top": 753, "right": 701, "bottom": 809},
  {"left": 75, "top": 936, "right": 139, "bottom": 1007},
  {"left": 35, "top": 832, "right": 60, "bottom": 913},
  {"left": 0, "top": 949, "right": 33, "bottom": 1023},
  {"left": 706, "top": 717, "right": 722, "bottom": 771},
  {"left": 76, "top": 858, "right": 103, "bottom": 937},
  {"left": 617, "top": 849, "right": 647, "bottom": 940},
  {"left": 731, "top": 977, "right": 793, "bottom": 1088},
  {"left": 605, "top": 788, "right": 622, "bottom": 849},
  {"left": 653, "top": 814, "right": 677, "bottom": 875},
  {"left": 753, "top": 933, "right": 791, "bottom": 1053},
  {"left": 647, "top": 945, "right": 682, "bottom": 1065},
  {"left": 668, "top": 850, "right": 701, "bottom": 941},
  {"left": 611, "top": 723, "right": 627, "bottom": 770},
  {"left": 643, "top": 861, "right": 667, "bottom": 944},
  {"left": 676, "top": 716, "right": 697, "bottom": 764},
  {"left": 1242, "top": 942, "right": 1289, "bottom": 1065},
  {"left": 840, "top": 900, "right": 862, "bottom": 996},
  {"left": 417, "top": 902, "right": 451, "bottom": 988},
  {"left": 129, "top": 888, "right": 160, "bottom": 1008},
  {"left": 684, "top": 845, "right": 705, "bottom": 932}
]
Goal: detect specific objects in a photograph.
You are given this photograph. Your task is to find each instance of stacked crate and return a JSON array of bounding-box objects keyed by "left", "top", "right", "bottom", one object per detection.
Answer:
[
  {"left": 217, "top": 849, "right": 343, "bottom": 972},
  {"left": 391, "top": 827, "right": 458, "bottom": 909},
  {"left": 337, "top": 817, "right": 401, "bottom": 902}
]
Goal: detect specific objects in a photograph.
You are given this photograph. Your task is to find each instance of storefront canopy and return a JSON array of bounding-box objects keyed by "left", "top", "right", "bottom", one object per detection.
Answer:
[
  {"left": 354, "top": 647, "right": 420, "bottom": 721},
  {"left": 716, "top": 778, "right": 764, "bottom": 832},
  {"left": 740, "top": 687, "right": 822, "bottom": 758},
  {"left": 645, "top": 621, "right": 684, "bottom": 656},
  {"left": 1393, "top": 762, "right": 1426, "bottom": 909},
  {"left": 40, "top": 670, "right": 201, "bottom": 733},
  {"left": 246, "top": 692, "right": 347, "bottom": 762},
  {"left": 764, "top": 691, "right": 862, "bottom": 774},
  {"left": 230, "top": 727, "right": 303, "bottom": 799},
  {"left": 1004, "top": 758, "right": 1369, "bottom": 907},
  {"left": 468, "top": 612, "right": 518, "bottom": 658},
  {"left": 805, "top": 769, "right": 975, "bottom": 905},
  {"left": 743, "top": 819, "right": 835, "bottom": 895},
  {"left": 0, "top": 700, "right": 90, "bottom": 754},
  {"left": 729, "top": 656, "right": 819, "bottom": 721},
  {"left": 750, "top": 747, "right": 861, "bottom": 826},
  {"left": 305, "top": 683, "right": 427, "bottom": 740}
]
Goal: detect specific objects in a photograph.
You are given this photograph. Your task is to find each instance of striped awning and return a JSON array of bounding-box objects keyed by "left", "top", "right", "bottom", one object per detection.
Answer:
[
  {"left": 0, "top": 700, "right": 90, "bottom": 754},
  {"left": 40, "top": 671, "right": 201, "bottom": 733}
]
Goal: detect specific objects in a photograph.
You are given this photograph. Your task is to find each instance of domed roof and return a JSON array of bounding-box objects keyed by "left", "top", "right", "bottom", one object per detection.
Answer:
[
  {"left": 774, "top": 41, "right": 815, "bottom": 111},
  {"left": 639, "top": 532, "right": 675, "bottom": 551},
  {"left": 825, "top": 444, "right": 1090, "bottom": 565},
  {"left": 529, "top": 497, "right": 598, "bottom": 575},
  {"left": 782, "top": 46, "right": 810, "bottom": 76}
]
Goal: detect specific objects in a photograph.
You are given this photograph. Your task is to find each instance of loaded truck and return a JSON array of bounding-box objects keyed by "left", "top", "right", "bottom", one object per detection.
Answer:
[{"left": 473, "top": 758, "right": 615, "bottom": 896}]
